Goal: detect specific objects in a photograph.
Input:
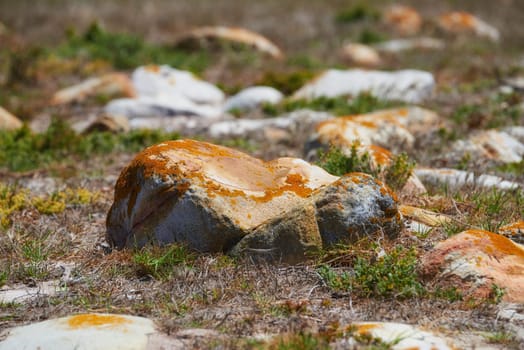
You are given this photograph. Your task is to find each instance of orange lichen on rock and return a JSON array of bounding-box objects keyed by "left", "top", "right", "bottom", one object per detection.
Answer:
[
  {"left": 438, "top": 12, "right": 477, "bottom": 32},
  {"left": 383, "top": 5, "right": 422, "bottom": 35},
  {"left": 356, "top": 323, "right": 379, "bottom": 335},
  {"left": 67, "top": 314, "right": 131, "bottom": 329},
  {"left": 465, "top": 229, "right": 524, "bottom": 259}
]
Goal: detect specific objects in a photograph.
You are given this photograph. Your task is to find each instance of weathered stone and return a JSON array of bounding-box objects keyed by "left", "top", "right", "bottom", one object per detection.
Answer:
[
  {"left": 383, "top": 5, "right": 423, "bottom": 35},
  {"left": 50, "top": 73, "right": 135, "bottom": 105},
  {"left": 314, "top": 173, "right": 401, "bottom": 245},
  {"left": 420, "top": 230, "right": 524, "bottom": 302},
  {"left": 450, "top": 129, "right": 524, "bottom": 164},
  {"left": 415, "top": 168, "right": 520, "bottom": 190},
  {"left": 499, "top": 221, "right": 524, "bottom": 244},
  {"left": 339, "top": 43, "right": 381, "bottom": 67},
  {"left": 223, "top": 86, "right": 283, "bottom": 111},
  {"left": 399, "top": 205, "right": 452, "bottom": 227},
  {"left": 437, "top": 11, "right": 500, "bottom": 42},
  {"left": 230, "top": 204, "right": 321, "bottom": 263},
  {"left": 132, "top": 65, "right": 224, "bottom": 106},
  {"left": 73, "top": 114, "right": 130, "bottom": 134},
  {"left": 339, "top": 322, "right": 455, "bottom": 350},
  {"left": 0, "top": 281, "right": 61, "bottom": 304},
  {"left": 174, "top": 26, "right": 283, "bottom": 59},
  {"left": 375, "top": 37, "right": 445, "bottom": 53},
  {"left": 0, "top": 106, "right": 23, "bottom": 131},
  {"left": 0, "top": 313, "right": 158, "bottom": 350},
  {"left": 292, "top": 69, "right": 435, "bottom": 103},
  {"left": 308, "top": 107, "right": 440, "bottom": 155},
  {"left": 107, "top": 140, "right": 401, "bottom": 257},
  {"left": 208, "top": 110, "right": 333, "bottom": 139}
]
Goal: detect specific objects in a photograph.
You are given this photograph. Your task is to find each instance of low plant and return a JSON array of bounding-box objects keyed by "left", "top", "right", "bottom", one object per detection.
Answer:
[
  {"left": 0, "top": 184, "right": 28, "bottom": 227},
  {"left": 133, "top": 244, "right": 195, "bottom": 280},
  {"left": 267, "top": 332, "right": 330, "bottom": 350},
  {"left": 335, "top": 4, "right": 380, "bottom": 24},
  {"left": 318, "top": 246, "right": 424, "bottom": 299}
]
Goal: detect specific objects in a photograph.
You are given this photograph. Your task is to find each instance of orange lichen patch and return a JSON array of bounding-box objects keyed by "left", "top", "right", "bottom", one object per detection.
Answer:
[
  {"left": 465, "top": 229, "right": 524, "bottom": 259},
  {"left": 438, "top": 12, "right": 476, "bottom": 32},
  {"left": 368, "top": 145, "right": 392, "bottom": 167},
  {"left": 356, "top": 323, "right": 379, "bottom": 335},
  {"left": 67, "top": 314, "right": 131, "bottom": 329},
  {"left": 144, "top": 64, "right": 161, "bottom": 73},
  {"left": 499, "top": 221, "right": 524, "bottom": 233}
]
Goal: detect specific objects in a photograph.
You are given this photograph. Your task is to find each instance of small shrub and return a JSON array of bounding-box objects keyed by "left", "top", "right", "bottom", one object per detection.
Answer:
[
  {"left": 268, "top": 332, "right": 329, "bottom": 350},
  {"left": 32, "top": 192, "right": 67, "bottom": 215},
  {"left": 0, "top": 184, "right": 28, "bottom": 227},
  {"left": 318, "top": 246, "right": 424, "bottom": 299},
  {"left": 383, "top": 152, "right": 416, "bottom": 191},
  {"left": 358, "top": 29, "right": 386, "bottom": 44},
  {"left": 335, "top": 4, "right": 380, "bottom": 23},
  {"left": 257, "top": 71, "right": 316, "bottom": 96}
]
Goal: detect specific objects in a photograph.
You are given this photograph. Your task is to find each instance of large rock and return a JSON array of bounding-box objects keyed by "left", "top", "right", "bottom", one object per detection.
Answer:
[
  {"left": 420, "top": 229, "right": 524, "bottom": 302},
  {"left": 107, "top": 140, "right": 401, "bottom": 258},
  {"left": 292, "top": 69, "right": 435, "bottom": 103},
  {"left": 415, "top": 168, "right": 520, "bottom": 190},
  {"left": 174, "top": 26, "right": 283, "bottom": 59},
  {"left": 0, "top": 313, "right": 158, "bottom": 350},
  {"left": 223, "top": 86, "right": 283, "bottom": 112},
  {"left": 383, "top": 5, "right": 423, "bottom": 35},
  {"left": 0, "top": 106, "right": 23, "bottom": 131},
  {"left": 437, "top": 11, "right": 500, "bottom": 42}
]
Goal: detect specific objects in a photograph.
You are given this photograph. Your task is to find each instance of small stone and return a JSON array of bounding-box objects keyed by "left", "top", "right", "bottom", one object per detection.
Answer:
[
  {"left": 399, "top": 205, "right": 452, "bottom": 227},
  {"left": 375, "top": 37, "right": 445, "bottom": 53},
  {"left": 415, "top": 168, "right": 520, "bottom": 191},
  {"left": 438, "top": 11, "right": 500, "bottom": 42},
  {"left": 420, "top": 229, "right": 524, "bottom": 302},
  {"left": 50, "top": 73, "right": 135, "bottom": 105},
  {"left": 174, "top": 26, "right": 283, "bottom": 59},
  {"left": 292, "top": 69, "right": 435, "bottom": 103},
  {"left": 224, "top": 86, "right": 283, "bottom": 112},
  {"left": 383, "top": 5, "right": 423, "bottom": 35},
  {"left": 0, "top": 106, "right": 23, "bottom": 131},
  {"left": 340, "top": 43, "right": 381, "bottom": 67},
  {"left": 499, "top": 221, "right": 524, "bottom": 244},
  {"left": 0, "top": 313, "right": 159, "bottom": 350},
  {"left": 344, "top": 322, "right": 454, "bottom": 350}
]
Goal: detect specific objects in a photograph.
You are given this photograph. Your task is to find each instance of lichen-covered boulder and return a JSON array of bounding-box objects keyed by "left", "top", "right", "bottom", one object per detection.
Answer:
[
  {"left": 420, "top": 230, "right": 524, "bottom": 302},
  {"left": 437, "top": 11, "right": 500, "bottom": 42},
  {"left": 383, "top": 5, "right": 422, "bottom": 35},
  {"left": 107, "top": 140, "right": 401, "bottom": 257}
]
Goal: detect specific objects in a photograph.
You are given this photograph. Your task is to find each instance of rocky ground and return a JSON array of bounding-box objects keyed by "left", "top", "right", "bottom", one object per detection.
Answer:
[{"left": 1, "top": 0, "right": 524, "bottom": 349}]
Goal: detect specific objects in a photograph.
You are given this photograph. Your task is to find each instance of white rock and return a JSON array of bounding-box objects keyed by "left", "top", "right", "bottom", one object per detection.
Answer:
[
  {"left": 375, "top": 38, "right": 445, "bottom": 53},
  {"left": 0, "top": 281, "right": 61, "bottom": 304},
  {"left": 415, "top": 168, "right": 520, "bottom": 190},
  {"left": 105, "top": 94, "right": 223, "bottom": 119},
  {"left": 0, "top": 313, "right": 158, "bottom": 350},
  {"left": 132, "top": 65, "right": 224, "bottom": 105},
  {"left": 438, "top": 12, "right": 500, "bottom": 42},
  {"left": 452, "top": 129, "right": 524, "bottom": 164},
  {"left": 208, "top": 110, "right": 333, "bottom": 138},
  {"left": 504, "top": 126, "right": 524, "bottom": 144},
  {"left": 292, "top": 69, "right": 435, "bottom": 103},
  {"left": 348, "top": 322, "right": 454, "bottom": 350},
  {"left": 224, "top": 86, "right": 283, "bottom": 111}
]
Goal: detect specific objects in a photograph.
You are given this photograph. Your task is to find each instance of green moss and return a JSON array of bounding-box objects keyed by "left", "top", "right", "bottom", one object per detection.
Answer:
[
  {"left": 52, "top": 22, "right": 210, "bottom": 72},
  {"left": 257, "top": 71, "right": 316, "bottom": 96},
  {"left": 0, "top": 118, "right": 180, "bottom": 172},
  {"left": 335, "top": 4, "right": 380, "bottom": 24}
]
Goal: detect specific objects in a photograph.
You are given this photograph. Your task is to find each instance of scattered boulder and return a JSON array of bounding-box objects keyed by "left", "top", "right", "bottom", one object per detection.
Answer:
[
  {"left": 0, "top": 106, "right": 23, "bottom": 130},
  {"left": 223, "top": 86, "right": 283, "bottom": 112},
  {"left": 174, "top": 26, "right": 283, "bottom": 59},
  {"left": 208, "top": 110, "right": 333, "bottom": 139},
  {"left": 383, "top": 5, "right": 423, "bottom": 35},
  {"left": 307, "top": 107, "right": 440, "bottom": 155},
  {"left": 292, "top": 69, "right": 435, "bottom": 103},
  {"left": 499, "top": 221, "right": 524, "bottom": 244},
  {"left": 375, "top": 37, "right": 445, "bottom": 53},
  {"left": 437, "top": 12, "right": 500, "bottom": 42},
  {"left": 415, "top": 168, "right": 520, "bottom": 190},
  {"left": 339, "top": 43, "right": 381, "bottom": 67},
  {"left": 339, "top": 322, "right": 455, "bottom": 350},
  {"left": 106, "top": 140, "right": 401, "bottom": 260},
  {"left": 50, "top": 73, "right": 135, "bottom": 105},
  {"left": 0, "top": 313, "right": 159, "bottom": 350},
  {"left": 420, "top": 229, "right": 524, "bottom": 302},
  {"left": 450, "top": 129, "right": 524, "bottom": 165}
]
